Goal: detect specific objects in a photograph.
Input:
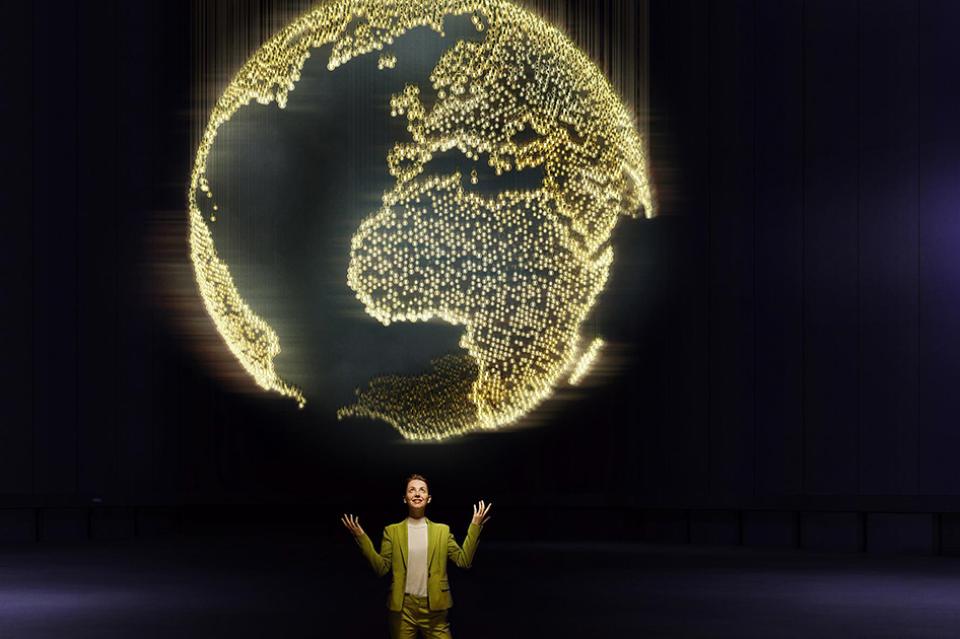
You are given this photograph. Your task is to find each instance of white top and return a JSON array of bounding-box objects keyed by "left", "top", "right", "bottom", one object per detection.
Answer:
[{"left": 404, "top": 517, "right": 429, "bottom": 597}]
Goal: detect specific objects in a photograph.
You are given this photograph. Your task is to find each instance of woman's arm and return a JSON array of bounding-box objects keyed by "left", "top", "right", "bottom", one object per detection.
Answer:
[
  {"left": 447, "top": 500, "right": 493, "bottom": 569},
  {"left": 342, "top": 514, "right": 392, "bottom": 577}
]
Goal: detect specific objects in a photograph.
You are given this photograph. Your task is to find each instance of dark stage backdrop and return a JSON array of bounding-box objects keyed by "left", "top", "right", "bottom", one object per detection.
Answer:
[{"left": 2, "top": 0, "right": 959, "bottom": 526}]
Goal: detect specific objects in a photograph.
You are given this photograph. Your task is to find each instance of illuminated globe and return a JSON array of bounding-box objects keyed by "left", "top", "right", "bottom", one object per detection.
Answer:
[{"left": 188, "top": 0, "right": 654, "bottom": 440}]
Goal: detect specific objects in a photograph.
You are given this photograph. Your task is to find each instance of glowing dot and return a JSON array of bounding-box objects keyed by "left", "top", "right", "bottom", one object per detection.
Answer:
[
  {"left": 569, "top": 338, "right": 604, "bottom": 385},
  {"left": 378, "top": 52, "right": 397, "bottom": 70}
]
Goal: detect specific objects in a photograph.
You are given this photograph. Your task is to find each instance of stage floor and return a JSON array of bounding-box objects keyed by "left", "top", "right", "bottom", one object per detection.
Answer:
[{"left": 1, "top": 534, "right": 958, "bottom": 637}]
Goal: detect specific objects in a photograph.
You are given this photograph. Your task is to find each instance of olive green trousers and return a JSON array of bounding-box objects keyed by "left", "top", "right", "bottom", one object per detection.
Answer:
[{"left": 388, "top": 593, "right": 453, "bottom": 639}]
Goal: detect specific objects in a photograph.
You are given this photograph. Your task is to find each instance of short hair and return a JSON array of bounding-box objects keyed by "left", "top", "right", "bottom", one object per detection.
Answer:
[{"left": 404, "top": 474, "right": 429, "bottom": 494}]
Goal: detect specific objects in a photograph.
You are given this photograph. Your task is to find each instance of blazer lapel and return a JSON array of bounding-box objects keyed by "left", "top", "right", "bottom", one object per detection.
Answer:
[
  {"left": 398, "top": 519, "right": 408, "bottom": 569},
  {"left": 426, "top": 518, "right": 436, "bottom": 569}
]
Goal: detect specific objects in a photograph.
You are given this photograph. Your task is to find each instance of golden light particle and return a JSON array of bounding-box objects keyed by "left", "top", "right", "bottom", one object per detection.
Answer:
[
  {"left": 378, "top": 52, "right": 398, "bottom": 70},
  {"left": 568, "top": 338, "right": 604, "bottom": 386}
]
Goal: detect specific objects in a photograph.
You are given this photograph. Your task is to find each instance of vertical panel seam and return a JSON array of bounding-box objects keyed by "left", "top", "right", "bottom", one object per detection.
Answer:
[
  {"left": 752, "top": 0, "right": 759, "bottom": 501},
  {"left": 31, "top": 0, "right": 38, "bottom": 497},
  {"left": 75, "top": 0, "right": 82, "bottom": 498},
  {"left": 114, "top": 0, "right": 121, "bottom": 502},
  {"left": 706, "top": 0, "right": 713, "bottom": 499},
  {"left": 800, "top": 0, "right": 807, "bottom": 495},
  {"left": 915, "top": 0, "right": 922, "bottom": 495},
  {"left": 856, "top": 0, "right": 862, "bottom": 496}
]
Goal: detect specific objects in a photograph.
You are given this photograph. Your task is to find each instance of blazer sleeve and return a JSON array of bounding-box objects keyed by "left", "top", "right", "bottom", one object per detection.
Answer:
[
  {"left": 354, "top": 526, "right": 392, "bottom": 577},
  {"left": 447, "top": 522, "right": 482, "bottom": 569}
]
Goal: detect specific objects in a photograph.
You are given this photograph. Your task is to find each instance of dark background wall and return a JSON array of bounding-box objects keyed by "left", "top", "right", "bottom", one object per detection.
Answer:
[
  {"left": 1, "top": 0, "right": 959, "bottom": 548},
  {"left": 649, "top": 0, "right": 960, "bottom": 505}
]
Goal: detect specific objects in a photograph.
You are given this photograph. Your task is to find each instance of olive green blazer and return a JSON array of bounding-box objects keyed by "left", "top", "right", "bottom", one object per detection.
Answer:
[{"left": 354, "top": 518, "right": 483, "bottom": 611}]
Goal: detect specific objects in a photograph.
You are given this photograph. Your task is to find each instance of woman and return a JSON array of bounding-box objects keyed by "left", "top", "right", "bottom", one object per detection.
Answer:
[{"left": 341, "top": 474, "right": 493, "bottom": 638}]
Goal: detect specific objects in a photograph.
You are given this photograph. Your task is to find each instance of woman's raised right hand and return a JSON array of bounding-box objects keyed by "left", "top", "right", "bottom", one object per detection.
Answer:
[{"left": 341, "top": 513, "right": 365, "bottom": 538}]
